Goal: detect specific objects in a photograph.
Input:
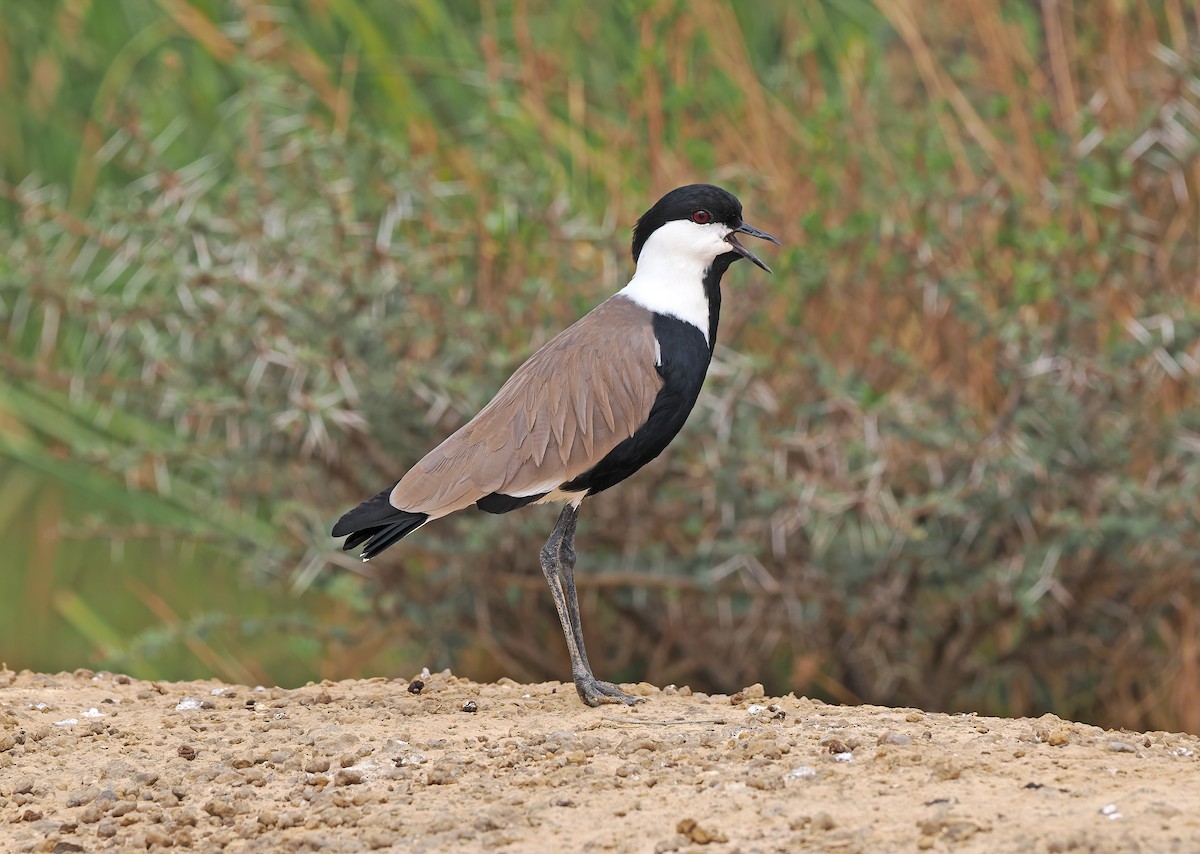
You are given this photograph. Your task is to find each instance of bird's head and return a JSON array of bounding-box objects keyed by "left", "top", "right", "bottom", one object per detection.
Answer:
[{"left": 631, "top": 184, "right": 779, "bottom": 273}]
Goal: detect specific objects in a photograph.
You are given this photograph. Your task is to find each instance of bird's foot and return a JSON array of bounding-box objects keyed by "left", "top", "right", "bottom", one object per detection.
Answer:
[{"left": 574, "top": 675, "right": 647, "bottom": 707}]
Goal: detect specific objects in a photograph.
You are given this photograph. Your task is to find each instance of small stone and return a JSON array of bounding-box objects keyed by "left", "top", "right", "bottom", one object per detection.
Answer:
[
  {"left": 144, "top": 828, "right": 173, "bottom": 847},
  {"left": 933, "top": 759, "right": 963, "bottom": 780},
  {"left": 96, "top": 820, "right": 118, "bottom": 838},
  {"left": 747, "top": 773, "right": 783, "bottom": 791},
  {"left": 462, "top": 700, "right": 478, "bottom": 713},
  {"left": 427, "top": 765, "right": 460, "bottom": 786},
  {"left": 20, "top": 809, "right": 41, "bottom": 821},
  {"left": 821, "top": 736, "right": 855, "bottom": 754},
  {"left": 177, "top": 744, "right": 197, "bottom": 761},
  {"left": 905, "top": 711, "right": 924, "bottom": 722},
  {"left": 66, "top": 787, "right": 99, "bottom": 807},
  {"left": 335, "top": 769, "right": 364, "bottom": 786},
  {"left": 813, "top": 812, "right": 836, "bottom": 830},
  {"left": 1108, "top": 741, "right": 1137, "bottom": 753},
  {"left": 407, "top": 680, "right": 425, "bottom": 695},
  {"left": 1046, "top": 728, "right": 1070, "bottom": 747},
  {"left": 204, "top": 799, "right": 236, "bottom": 818},
  {"left": 677, "top": 818, "right": 727, "bottom": 845},
  {"left": 304, "top": 758, "right": 330, "bottom": 773},
  {"left": 0, "top": 734, "right": 15, "bottom": 753},
  {"left": 878, "top": 731, "right": 913, "bottom": 746}
]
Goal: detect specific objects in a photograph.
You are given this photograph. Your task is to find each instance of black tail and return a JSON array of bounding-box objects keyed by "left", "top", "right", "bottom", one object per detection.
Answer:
[{"left": 332, "top": 483, "right": 429, "bottom": 561}]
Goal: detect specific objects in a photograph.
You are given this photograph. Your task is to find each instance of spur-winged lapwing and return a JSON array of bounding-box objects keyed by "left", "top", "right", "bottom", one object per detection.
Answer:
[{"left": 333, "top": 184, "right": 778, "bottom": 706}]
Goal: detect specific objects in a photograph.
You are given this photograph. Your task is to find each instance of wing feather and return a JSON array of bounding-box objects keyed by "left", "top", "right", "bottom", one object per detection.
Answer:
[{"left": 390, "top": 296, "right": 662, "bottom": 516}]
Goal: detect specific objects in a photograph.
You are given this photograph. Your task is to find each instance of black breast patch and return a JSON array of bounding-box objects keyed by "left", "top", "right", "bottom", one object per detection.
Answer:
[{"left": 562, "top": 313, "right": 712, "bottom": 496}]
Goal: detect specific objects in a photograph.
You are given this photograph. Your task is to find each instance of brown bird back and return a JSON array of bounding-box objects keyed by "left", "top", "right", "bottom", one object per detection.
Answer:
[{"left": 391, "top": 295, "right": 662, "bottom": 516}]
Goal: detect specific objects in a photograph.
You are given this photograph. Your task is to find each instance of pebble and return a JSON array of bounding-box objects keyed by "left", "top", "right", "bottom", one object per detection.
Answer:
[
  {"left": 66, "top": 787, "right": 99, "bottom": 807},
  {"left": 204, "top": 799, "right": 237, "bottom": 818},
  {"left": 145, "top": 828, "right": 173, "bottom": 847},
  {"left": 677, "top": 818, "right": 728, "bottom": 844},
  {"left": 1046, "top": 728, "right": 1070, "bottom": 746}
]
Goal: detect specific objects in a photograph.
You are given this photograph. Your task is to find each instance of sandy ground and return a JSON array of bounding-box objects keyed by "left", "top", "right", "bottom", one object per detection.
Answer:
[{"left": 1, "top": 668, "right": 1198, "bottom": 853}]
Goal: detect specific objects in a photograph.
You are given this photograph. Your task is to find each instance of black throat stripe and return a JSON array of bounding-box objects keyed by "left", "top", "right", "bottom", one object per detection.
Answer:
[{"left": 562, "top": 255, "right": 731, "bottom": 497}]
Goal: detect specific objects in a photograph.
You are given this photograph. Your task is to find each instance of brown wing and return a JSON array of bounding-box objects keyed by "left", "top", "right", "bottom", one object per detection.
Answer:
[{"left": 390, "top": 295, "right": 662, "bottom": 516}]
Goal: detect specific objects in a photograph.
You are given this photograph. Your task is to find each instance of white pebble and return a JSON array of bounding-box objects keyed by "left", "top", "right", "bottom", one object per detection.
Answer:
[{"left": 175, "top": 697, "right": 202, "bottom": 711}]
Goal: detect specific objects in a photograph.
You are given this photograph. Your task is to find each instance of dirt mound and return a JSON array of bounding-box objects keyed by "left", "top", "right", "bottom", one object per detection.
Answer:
[{"left": 0, "top": 668, "right": 1197, "bottom": 852}]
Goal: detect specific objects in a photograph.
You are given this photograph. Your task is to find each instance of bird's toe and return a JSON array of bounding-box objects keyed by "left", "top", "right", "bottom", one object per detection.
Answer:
[{"left": 575, "top": 677, "right": 647, "bottom": 707}]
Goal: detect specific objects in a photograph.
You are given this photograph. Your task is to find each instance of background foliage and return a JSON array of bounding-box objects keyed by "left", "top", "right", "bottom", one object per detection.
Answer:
[{"left": 2, "top": 0, "right": 1199, "bottom": 733}]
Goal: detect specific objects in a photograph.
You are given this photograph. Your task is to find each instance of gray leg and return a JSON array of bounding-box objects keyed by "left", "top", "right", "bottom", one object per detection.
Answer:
[{"left": 539, "top": 505, "right": 644, "bottom": 707}]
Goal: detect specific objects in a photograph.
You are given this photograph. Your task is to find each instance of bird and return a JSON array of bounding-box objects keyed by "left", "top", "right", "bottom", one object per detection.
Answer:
[{"left": 333, "top": 184, "right": 778, "bottom": 706}]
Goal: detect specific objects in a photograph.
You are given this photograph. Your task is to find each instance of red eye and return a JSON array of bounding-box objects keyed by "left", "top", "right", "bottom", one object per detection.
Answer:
[{"left": 691, "top": 209, "right": 712, "bottom": 224}]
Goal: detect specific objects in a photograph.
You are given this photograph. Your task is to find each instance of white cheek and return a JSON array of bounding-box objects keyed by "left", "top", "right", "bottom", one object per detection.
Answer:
[
  {"left": 617, "top": 219, "right": 731, "bottom": 342},
  {"left": 705, "top": 224, "right": 732, "bottom": 255},
  {"left": 680, "top": 221, "right": 731, "bottom": 257}
]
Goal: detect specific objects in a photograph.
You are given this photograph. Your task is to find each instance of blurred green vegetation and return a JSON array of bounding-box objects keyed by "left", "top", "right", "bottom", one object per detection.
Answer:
[{"left": 2, "top": 0, "right": 1199, "bottom": 733}]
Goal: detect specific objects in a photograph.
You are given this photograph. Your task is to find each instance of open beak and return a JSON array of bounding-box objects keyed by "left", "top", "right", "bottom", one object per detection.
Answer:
[{"left": 725, "top": 221, "right": 781, "bottom": 273}]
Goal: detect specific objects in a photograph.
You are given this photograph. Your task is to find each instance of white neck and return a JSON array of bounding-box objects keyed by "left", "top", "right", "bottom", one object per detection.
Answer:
[{"left": 617, "top": 220, "right": 731, "bottom": 343}]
